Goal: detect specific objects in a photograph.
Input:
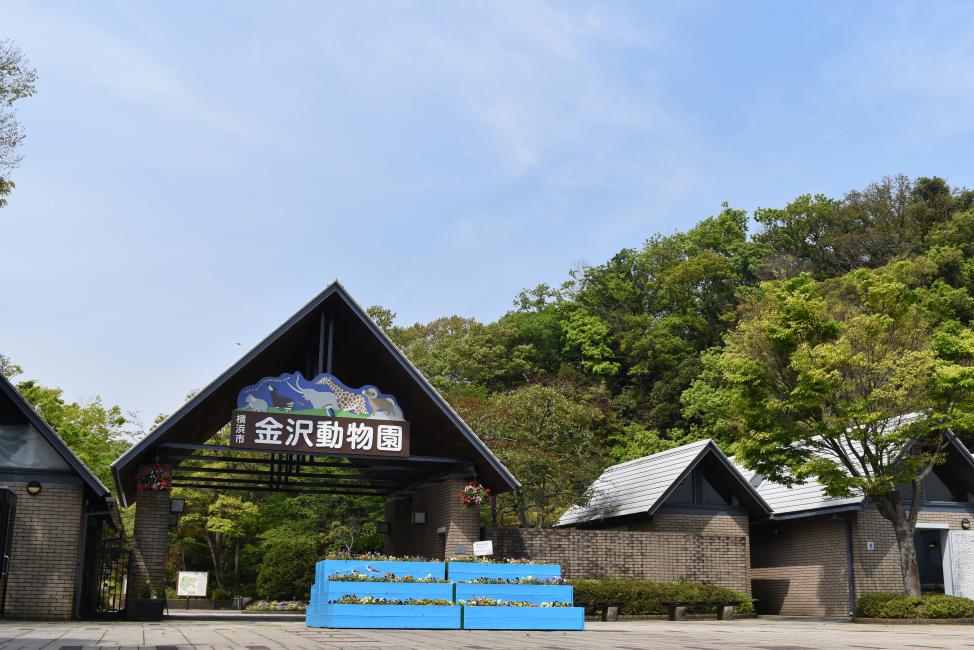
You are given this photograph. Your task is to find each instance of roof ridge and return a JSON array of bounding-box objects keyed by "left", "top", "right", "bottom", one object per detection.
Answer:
[{"left": 604, "top": 438, "right": 712, "bottom": 473}]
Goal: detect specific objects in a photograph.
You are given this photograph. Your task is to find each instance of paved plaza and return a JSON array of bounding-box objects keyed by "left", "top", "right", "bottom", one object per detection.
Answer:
[{"left": 1, "top": 616, "right": 973, "bottom": 650}]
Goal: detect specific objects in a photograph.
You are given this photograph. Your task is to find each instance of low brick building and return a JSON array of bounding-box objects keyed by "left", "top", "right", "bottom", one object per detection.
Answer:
[
  {"left": 746, "top": 432, "right": 974, "bottom": 616},
  {"left": 552, "top": 435, "right": 974, "bottom": 617},
  {"left": 0, "top": 374, "right": 121, "bottom": 620},
  {"left": 551, "top": 440, "right": 772, "bottom": 593}
]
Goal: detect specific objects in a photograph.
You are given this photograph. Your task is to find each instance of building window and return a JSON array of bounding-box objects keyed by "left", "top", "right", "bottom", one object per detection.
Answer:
[
  {"left": 924, "top": 467, "right": 969, "bottom": 503},
  {"left": 666, "top": 469, "right": 733, "bottom": 507}
]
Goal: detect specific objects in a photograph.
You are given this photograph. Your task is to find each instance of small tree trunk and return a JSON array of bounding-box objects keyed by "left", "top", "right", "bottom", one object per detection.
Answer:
[
  {"left": 873, "top": 492, "right": 921, "bottom": 596},
  {"left": 514, "top": 491, "right": 528, "bottom": 528},
  {"left": 206, "top": 535, "right": 223, "bottom": 590},
  {"left": 892, "top": 517, "right": 922, "bottom": 596}
]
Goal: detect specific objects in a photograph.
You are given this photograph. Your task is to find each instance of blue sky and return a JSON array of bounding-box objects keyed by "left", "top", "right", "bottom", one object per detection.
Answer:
[{"left": 3, "top": 1, "right": 974, "bottom": 428}]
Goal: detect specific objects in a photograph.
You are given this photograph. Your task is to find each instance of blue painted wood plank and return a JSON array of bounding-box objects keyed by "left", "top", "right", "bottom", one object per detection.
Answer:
[
  {"left": 455, "top": 583, "right": 572, "bottom": 604},
  {"left": 447, "top": 562, "right": 561, "bottom": 581},
  {"left": 306, "top": 604, "right": 461, "bottom": 629},
  {"left": 461, "top": 606, "right": 585, "bottom": 630},
  {"left": 316, "top": 560, "right": 445, "bottom": 581}
]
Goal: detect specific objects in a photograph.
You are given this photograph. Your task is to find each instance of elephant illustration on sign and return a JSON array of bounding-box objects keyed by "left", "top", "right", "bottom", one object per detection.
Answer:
[{"left": 285, "top": 375, "right": 341, "bottom": 411}]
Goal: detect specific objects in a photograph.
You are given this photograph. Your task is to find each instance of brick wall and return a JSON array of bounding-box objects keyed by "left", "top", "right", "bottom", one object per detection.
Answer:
[
  {"left": 486, "top": 516, "right": 751, "bottom": 594},
  {"left": 750, "top": 516, "right": 851, "bottom": 616},
  {"left": 384, "top": 476, "right": 480, "bottom": 559},
  {"left": 127, "top": 488, "right": 171, "bottom": 602},
  {"left": 2, "top": 481, "right": 84, "bottom": 619},
  {"left": 852, "top": 506, "right": 974, "bottom": 595}
]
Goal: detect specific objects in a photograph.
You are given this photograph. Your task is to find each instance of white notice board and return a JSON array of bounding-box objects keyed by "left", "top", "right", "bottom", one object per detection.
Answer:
[
  {"left": 473, "top": 540, "right": 494, "bottom": 556},
  {"left": 177, "top": 571, "right": 208, "bottom": 597}
]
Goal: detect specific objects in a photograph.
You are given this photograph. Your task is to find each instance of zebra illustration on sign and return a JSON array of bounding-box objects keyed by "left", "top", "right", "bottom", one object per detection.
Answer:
[{"left": 236, "top": 371, "right": 405, "bottom": 421}]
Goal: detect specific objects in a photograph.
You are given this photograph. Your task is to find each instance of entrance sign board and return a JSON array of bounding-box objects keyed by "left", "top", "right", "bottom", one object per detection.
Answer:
[
  {"left": 233, "top": 371, "right": 410, "bottom": 457},
  {"left": 473, "top": 540, "right": 494, "bottom": 556},
  {"left": 230, "top": 410, "right": 410, "bottom": 457},
  {"left": 177, "top": 571, "right": 208, "bottom": 597}
]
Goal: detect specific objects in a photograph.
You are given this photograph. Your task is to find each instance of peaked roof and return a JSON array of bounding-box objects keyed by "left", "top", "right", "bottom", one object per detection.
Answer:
[
  {"left": 0, "top": 373, "right": 114, "bottom": 506},
  {"left": 112, "top": 280, "right": 519, "bottom": 506},
  {"left": 745, "top": 428, "right": 974, "bottom": 519},
  {"left": 557, "top": 439, "right": 771, "bottom": 526}
]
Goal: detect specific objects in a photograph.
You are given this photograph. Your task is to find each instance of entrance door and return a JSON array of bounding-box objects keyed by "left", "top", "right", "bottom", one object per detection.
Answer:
[{"left": 916, "top": 529, "right": 946, "bottom": 593}]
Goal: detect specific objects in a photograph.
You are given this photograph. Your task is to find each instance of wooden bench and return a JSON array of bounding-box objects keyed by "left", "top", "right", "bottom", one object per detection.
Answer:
[
  {"left": 661, "top": 600, "right": 738, "bottom": 621},
  {"left": 575, "top": 601, "right": 625, "bottom": 622}
]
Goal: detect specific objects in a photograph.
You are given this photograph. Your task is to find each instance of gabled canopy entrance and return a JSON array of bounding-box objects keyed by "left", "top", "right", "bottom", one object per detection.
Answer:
[{"left": 111, "top": 280, "right": 518, "bottom": 506}]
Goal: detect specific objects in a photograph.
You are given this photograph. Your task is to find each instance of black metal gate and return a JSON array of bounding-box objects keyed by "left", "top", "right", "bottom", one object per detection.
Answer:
[{"left": 90, "top": 535, "right": 129, "bottom": 618}]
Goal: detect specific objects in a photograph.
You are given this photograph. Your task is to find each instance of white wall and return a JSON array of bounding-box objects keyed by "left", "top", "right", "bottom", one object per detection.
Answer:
[{"left": 948, "top": 530, "right": 974, "bottom": 599}]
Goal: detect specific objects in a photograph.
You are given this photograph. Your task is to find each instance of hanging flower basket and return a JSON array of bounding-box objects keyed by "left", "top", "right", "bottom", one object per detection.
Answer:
[
  {"left": 458, "top": 481, "right": 489, "bottom": 507},
  {"left": 137, "top": 464, "right": 172, "bottom": 492}
]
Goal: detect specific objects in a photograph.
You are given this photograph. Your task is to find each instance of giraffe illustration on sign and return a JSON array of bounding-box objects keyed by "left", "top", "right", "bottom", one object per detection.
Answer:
[{"left": 313, "top": 375, "right": 369, "bottom": 415}]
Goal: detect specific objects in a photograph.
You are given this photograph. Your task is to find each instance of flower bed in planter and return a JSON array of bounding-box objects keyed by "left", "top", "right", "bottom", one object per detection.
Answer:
[
  {"left": 455, "top": 582, "right": 573, "bottom": 605},
  {"left": 314, "top": 581, "right": 454, "bottom": 603},
  {"left": 460, "top": 599, "right": 584, "bottom": 630},
  {"left": 316, "top": 559, "right": 445, "bottom": 582},
  {"left": 447, "top": 561, "right": 560, "bottom": 582}
]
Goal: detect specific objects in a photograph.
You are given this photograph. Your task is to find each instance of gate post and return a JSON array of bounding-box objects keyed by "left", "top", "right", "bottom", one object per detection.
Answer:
[{"left": 126, "top": 481, "right": 171, "bottom": 608}]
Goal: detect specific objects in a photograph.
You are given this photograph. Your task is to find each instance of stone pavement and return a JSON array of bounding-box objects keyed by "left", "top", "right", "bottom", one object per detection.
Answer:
[{"left": 1, "top": 616, "right": 973, "bottom": 649}]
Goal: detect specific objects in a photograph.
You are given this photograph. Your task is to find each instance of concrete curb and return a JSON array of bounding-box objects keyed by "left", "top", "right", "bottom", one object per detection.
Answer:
[{"left": 854, "top": 617, "right": 974, "bottom": 625}]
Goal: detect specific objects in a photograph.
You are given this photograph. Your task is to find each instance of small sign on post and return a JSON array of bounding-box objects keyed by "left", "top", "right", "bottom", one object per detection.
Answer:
[
  {"left": 473, "top": 540, "right": 494, "bottom": 557},
  {"left": 177, "top": 571, "right": 208, "bottom": 597}
]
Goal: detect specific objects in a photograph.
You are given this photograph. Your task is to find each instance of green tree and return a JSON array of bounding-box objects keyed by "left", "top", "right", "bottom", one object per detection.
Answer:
[
  {"left": 684, "top": 266, "right": 974, "bottom": 595},
  {"left": 454, "top": 380, "right": 607, "bottom": 527},
  {"left": 178, "top": 494, "right": 259, "bottom": 592},
  {"left": 256, "top": 536, "right": 318, "bottom": 600},
  {"left": 13, "top": 378, "right": 132, "bottom": 488},
  {"left": 0, "top": 353, "right": 22, "bottom": 378},
  {"left": 0, "top": 41, "right": 37, "bottom": 208}
]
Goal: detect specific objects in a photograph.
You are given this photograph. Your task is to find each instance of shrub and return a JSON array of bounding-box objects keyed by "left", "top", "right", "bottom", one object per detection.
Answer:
[
  {"left": 855, "top": 592, "right": 974, "bottom": 619},
  {"left": 246, "top": 599, "right": 307, "bottom": 612},
  {"left": 569, "top": 578, "right": 754, "bottom": 615},
  {"left": 256, "top": 537, "right": 318, "bottom": 600}
]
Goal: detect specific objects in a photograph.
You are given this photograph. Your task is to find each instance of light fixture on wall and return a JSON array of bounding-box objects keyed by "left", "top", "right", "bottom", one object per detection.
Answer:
[
  {"left": 170, "top": 498, "right": 185, "bottom": 514},
  {"left": 963, "top": 519, "right": 971, "bottom": 530},
  {"left": 412, "top": 511, "right": 426, "bottom": 525},
  {"left": 26, "top": 481, "right": 42, "bottom": 496}
]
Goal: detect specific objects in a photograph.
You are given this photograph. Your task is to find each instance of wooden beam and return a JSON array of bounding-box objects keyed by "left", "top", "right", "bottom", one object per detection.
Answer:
[{"left": 171, "top": 482, "right": 388, "bottom": 497}]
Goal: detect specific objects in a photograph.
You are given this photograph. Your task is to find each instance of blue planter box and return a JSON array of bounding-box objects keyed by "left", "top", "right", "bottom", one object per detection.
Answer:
[
  {"left": 307, "top": 604, "right": 461, "bottom": 629},
  {"left": 316, "top": 560, "right": 445, "bottom": 581},
  {"left": 313, "top": 581, "right": 454, "bottom": 602},
  {"left": 447, "top": 562, "right": 561, "bottom": 582},
  {"left": 455, "top": 583, "right": 572, "bottom": 605},
  {"left": 462, "top": 605, "right": 584, "bottom": 630}
]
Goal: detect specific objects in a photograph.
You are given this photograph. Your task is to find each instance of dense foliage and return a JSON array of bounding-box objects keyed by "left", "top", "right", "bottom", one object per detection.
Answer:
[
  {"left": 855, "top": 592, "right": 974, "bottom": 619},
  {"left": 377, "top": 174, "right": 974, "bottom": 532},
  {"left": 570, "top": 578, "right": 754, "bottom": 615}
]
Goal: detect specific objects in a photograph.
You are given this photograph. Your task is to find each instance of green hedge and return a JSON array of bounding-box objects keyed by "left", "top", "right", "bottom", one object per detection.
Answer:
[
  {"left": 856, "top": 592, "right": 974, "bottom": 619},
  {"left": 569, "top": 578, "right": 754, "bottom": 615}
]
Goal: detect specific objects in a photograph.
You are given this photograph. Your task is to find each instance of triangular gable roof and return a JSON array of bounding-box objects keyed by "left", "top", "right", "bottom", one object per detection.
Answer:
[
  {"left": 557, "top": 439, "right": 771, "bottom": 526},
  {"left": 0, "top": 373, "right": 113, "bottom": 503},
  {"left": 112, "top": 280, "right": 519, "bottom": 506}
]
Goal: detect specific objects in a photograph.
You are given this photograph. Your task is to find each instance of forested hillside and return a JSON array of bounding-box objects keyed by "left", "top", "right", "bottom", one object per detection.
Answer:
[
  {"left": 375, "top": 174, "right": 974, "bottom": 527},
  {"left": 6, "top": 173, "right": 973, "bottom": 598}
]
